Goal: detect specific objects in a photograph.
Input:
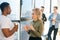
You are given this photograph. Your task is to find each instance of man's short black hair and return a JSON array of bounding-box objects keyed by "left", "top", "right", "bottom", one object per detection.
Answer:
[
  {"left": 54, "top": 6, "right": 58, "bottom": 9},
  {"left": 0, "top": 2, "right": 9, "bottom": 12},
  {"left": 41, "top": 6, "right": 44, "bottom": 8}
]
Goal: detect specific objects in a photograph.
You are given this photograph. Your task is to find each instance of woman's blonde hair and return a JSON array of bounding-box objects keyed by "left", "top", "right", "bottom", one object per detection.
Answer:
[{"left": 32, "top": 8, "right": 42, "bottom": 20}]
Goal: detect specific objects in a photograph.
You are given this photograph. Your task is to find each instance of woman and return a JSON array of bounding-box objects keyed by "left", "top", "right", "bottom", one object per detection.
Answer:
[{"left": 24, "top": 8, "right": 44, "bottom": 40}]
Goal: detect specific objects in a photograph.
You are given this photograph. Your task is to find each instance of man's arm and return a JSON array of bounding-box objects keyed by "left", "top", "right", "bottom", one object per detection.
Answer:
[
  {"left": 43, "top": 14, "right": 47, "bottom": 21},
  {"left": 2, "top": 24, "right": 18, "bottom": 38},
  {"left": 48, "top": 14, "right": 53, "bottom": 21},
  {"left": 56, "top": 14, "right": 60, "bottom": 22}
]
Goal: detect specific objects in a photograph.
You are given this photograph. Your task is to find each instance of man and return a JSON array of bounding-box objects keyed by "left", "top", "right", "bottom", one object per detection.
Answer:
[
  {"left": 0, "top": 2, "right": 18, "bottom": 40},
  {"left": 48, "top": 6, "right": 60, "bottom": 40},
  {"left": 40, "top": 6, "right": 47, "bottom": 24},
  {"left": 40, "top": 6, "right": 47, "bottom": 40}
]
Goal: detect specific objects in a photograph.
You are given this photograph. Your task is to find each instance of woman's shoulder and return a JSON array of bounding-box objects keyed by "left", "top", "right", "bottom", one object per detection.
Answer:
[
  {"left": 38, "top": 19, "right": 43, "bottom": 24},
  {"left": 38, "top": 19, "right": 43, "bottom": 23}
]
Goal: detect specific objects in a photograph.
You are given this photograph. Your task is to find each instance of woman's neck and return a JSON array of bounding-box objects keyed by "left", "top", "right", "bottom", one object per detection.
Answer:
[
  {"left": 33, "top": 18, "right": 38, "bottom": 21},
  {"left": 33, "top": 18, "right": 40, "bottom": 22}
]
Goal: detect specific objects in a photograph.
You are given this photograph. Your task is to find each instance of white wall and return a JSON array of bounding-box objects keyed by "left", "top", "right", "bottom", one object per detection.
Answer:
[{"left": 0, "top": 0, "right": 20, "bottom": 20}]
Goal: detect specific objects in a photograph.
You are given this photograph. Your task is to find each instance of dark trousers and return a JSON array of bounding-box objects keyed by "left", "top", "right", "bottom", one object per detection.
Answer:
[
  {"left": 29, "top": 37, "right": 42, "bottom": 40},
  {"left": 48, "top": 25, "right": 58, "bottom": 40}
]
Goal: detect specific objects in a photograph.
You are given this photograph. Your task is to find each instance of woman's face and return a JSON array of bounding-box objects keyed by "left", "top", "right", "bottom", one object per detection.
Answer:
[{"left": 32, "top": 11, "right": 38, "bottom": 20}]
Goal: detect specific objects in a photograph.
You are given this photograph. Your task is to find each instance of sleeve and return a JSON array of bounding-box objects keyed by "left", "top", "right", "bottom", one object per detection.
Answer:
[
  {"left": 1, "top": 19, "right": 10, "bottom": 29},
  {"left": 44, "top": 14, "right": 47, "bottom": 21},
  {"left": 27, "top": 21, "right": 33, "bottom": 34},
  {"left": 27, "top": 30, "right": 31, "bottom": 34},
  {"left": 48, "top": 14, "right": 53, "bottom": 21},
  {"left": 29, "top": 20, "right": 44, "bottom": 37},
  {"left": 56, "top": 14, "right": 60, "bottom": 22}
]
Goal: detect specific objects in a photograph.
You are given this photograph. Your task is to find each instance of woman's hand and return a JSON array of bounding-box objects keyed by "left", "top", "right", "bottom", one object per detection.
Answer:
[
  {"left": 24, "top": 25, "right": 35, "bottom": 31},
  {"left": 29, "top": 25, "right": 35, "bottom": 31},
  {"left": 24, "top": 25, "right": 29, "bottom": 31}
]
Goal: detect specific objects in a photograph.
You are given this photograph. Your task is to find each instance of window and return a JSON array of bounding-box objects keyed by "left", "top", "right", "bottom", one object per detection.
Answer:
[
  {"left": 21, "top": 0, "right": 33, "bottom": 18},
  {"left": 51, "top": 0, "right": 57, "bottom": 13}
]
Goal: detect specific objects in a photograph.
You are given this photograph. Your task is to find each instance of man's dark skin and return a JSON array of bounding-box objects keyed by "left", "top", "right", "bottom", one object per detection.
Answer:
[{"left": 0, "top": 2, "right": 18, "bottom": 38}]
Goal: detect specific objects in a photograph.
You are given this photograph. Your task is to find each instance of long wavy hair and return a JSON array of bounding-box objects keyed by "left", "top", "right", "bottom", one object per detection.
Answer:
[{"left": 32, "top": 8, "right": 42, "bottom": 20}]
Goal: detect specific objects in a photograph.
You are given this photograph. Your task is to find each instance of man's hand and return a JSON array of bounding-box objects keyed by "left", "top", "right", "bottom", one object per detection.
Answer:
[{"left": 14, "top": 23, "right": 18, "bottom": 32}]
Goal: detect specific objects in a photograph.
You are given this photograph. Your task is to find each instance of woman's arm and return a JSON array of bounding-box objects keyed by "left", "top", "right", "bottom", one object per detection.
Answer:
[{"left": 29, "top": 20, "right": 44, "bottom": 37}]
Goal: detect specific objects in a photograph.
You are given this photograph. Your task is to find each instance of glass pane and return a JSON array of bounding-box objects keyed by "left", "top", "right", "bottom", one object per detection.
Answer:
[
  {"left": 21, "top": 0, "right": 33, "bottom": 18},
  {"left": 51, "top": 0, "right": 57, "bottom": 13},
  {"left": 36, "top": 0, "right": 45, "bottom": 8},
  {"left": 58, "top": 0, "right": 60, "bottom": 13},
  {"left": 21, "top": 0, "right": 33, "bottom": 40}
]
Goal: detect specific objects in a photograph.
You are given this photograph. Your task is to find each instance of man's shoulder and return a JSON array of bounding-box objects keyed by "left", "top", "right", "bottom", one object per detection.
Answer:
[
  {"left": 0, "top": 15, "right": 10, "bottom": 21},
  {"left": 0, "top": 15, "right": 4, "bottom": 19},
  {"left": 43, "top": 13, "right": 45, "bottom": 15}
]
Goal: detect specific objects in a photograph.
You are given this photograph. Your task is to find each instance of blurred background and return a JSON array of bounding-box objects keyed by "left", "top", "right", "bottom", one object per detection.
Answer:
[
  {"left": 0, "top": 0, "right": 60, "bottom": 40},
  {"left": 20, "top": 0, "right": 60, "bottom": 40}
]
